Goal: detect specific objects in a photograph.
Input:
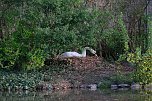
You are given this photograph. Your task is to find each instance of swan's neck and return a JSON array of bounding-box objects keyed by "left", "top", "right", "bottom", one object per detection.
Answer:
[{"left": 81, "top": 49, "right": 87, "bottom": 57}]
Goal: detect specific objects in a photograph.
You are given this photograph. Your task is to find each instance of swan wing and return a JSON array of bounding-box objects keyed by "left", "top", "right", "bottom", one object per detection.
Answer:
[{"left": 60, "top": 52, "right": 82, "bottom": 57}]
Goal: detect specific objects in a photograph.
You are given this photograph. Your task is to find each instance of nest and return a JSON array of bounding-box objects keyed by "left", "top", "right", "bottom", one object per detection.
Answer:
[
  {"left": 68, "top": 56, "right": 102, "bottom": 69},
  {"left": 45, "top": 56, "right": 102, "bottom": 69}
]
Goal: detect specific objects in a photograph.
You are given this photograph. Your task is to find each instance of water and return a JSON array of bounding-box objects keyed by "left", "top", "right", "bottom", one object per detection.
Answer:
[{"left": 0, "top": 89, "right": 151, "bottom": 101}]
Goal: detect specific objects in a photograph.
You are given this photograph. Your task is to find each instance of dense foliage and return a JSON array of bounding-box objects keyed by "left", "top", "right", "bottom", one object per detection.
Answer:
[
  {"left": 0, "top": 70, "right": 43, "bottom": 90},
  {"left": 136, "top": 50, "right": 152, "bottom": 85},
  {"left": 1, "top": 0, "right": 98, "bottom": 70},
  {"left": 0, "top": 64, "right": 66, "bottom": 91},
  {"left": 118, "top": 17, "right": 152, "bottom": 85},
  {"left": 0, "top": 0, "right": 130, "bottom": 70},
  {"left": 0, "top": 0, "right": 152, "bottom": 85},
  {"left": 99, "top": 73, "right": 134, "bottom": 89}
]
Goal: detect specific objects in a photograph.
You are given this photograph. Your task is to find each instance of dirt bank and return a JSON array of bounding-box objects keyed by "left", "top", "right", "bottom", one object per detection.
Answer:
[{"left": 37, "top": 57, "right": 134, "bottom": 90}]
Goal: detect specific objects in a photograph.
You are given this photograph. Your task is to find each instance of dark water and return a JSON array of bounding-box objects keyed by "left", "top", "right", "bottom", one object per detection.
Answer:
[{"left": 0, "top": 89, "right": 152, "bottom": 101}]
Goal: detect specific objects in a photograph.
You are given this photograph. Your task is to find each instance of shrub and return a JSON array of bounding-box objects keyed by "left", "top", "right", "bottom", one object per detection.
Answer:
[
  {"left": 134, "top": 50, "right": 152, "bottom": 85},
  {"left": 110, "top": 73, "right": 134, "bottom": 84},
  {"left": 0, "top": 70, "right": 43, "bottom": 90},
  {"left": 99, "top": 80, "right": 112, "bottom": 89},
  {"left": 0, "top": 0, "right": 132, "bottom": 70},
  {"left": 98, "top": 12, "right": 129, "bottom": 60},
  {"left": 0, "top": 26, "right": 47, "bottom": 70},
  {"left": 0, "top": 0, "right": 102, "bottom": 70},
  {"left": 120, "top": 48, "right": 152, "bottom": 85},
  {"left": 99, "top": 73, "right": 134, "bottom": 89}
]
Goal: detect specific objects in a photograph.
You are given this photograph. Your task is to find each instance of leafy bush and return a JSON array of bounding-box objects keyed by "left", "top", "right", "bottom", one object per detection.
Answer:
[
  {"left": 134, "top": 50, "right": 152, "bottom": 85},
  {"left": 1, "top": 0, "right": 99, "bottom": 70},
  {"left": 0, "top": 0, "right": 103, "bottom": 70},
  {"left": 0, "top": 70, "right": 43, "bottom": 90},
  {"left": 127, "top": 47, "right": 142, "bottom": 64},
  {"left": 110, "top": 73, "right": 134, "bottom": 84},
  {"left": 0, "top": 64, "right": 67, "bottom": 90},
  {"left": 99, "top": 73, "right": 134, "bottom": 89},
  {"left": 119, "top": 48, "right": 152, "bottom": 85},
  {"left": 98, "top": 12, "right": 129, "bottom": 60},
  {"left": 0, "top": 0, "right": 132, "bottom": 70},
  {"left": 0, "top": 25, "right": 47, "bottom": 70},
  {"left": 99, "top": 80, "right": 112, "bottom": 89}
]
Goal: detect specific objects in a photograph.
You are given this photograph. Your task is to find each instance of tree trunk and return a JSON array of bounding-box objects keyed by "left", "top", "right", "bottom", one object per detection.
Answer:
[{"left": 148, "top": 18, "right": 152, "bottom": 50}]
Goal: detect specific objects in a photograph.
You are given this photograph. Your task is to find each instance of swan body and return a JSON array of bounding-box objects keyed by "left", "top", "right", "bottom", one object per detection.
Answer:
[
  {"left": 59, "top": 47, "right": 96, "bottom": 58},
  {"left": 60, "top": 52, "right": 85, "bottom": 57}
]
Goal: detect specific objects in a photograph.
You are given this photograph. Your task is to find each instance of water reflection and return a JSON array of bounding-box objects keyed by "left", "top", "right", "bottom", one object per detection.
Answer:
[{"left": 0, "top": 89, "right": 151, "bottom": 101}]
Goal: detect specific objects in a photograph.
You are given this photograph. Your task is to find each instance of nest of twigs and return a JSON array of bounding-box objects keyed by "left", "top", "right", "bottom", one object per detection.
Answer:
[
  {"left": 45, "top": 56, "right": 134, "bottom": 72},
  {"left": 45, "top": 56, "right": 102, "bottom": 69}
]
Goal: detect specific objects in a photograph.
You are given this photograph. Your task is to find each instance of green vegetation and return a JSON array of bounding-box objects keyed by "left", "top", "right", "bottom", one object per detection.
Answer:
[
  {"left": 0, "top": 70, "right": 43, "bottom": 91},
  {"left": 0, "top": 65, "right": 66, "bottom": 91},
  {"left": 0, "top": 0, "right": 152, "bottom": 87},
  {"left": 0, "top": 0, "right": 129, "bottom": 70},
  {"left": 134, "top": 50, "right": 152, "bottom": 85},
  {"left": 99, "top": 73, "right": 134, "bottom": 89}
]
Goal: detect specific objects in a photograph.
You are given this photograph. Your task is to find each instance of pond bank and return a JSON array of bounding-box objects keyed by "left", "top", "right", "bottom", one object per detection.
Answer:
[
  {"left": 0, "top": 57, "right": 144, "bottom": 92},
  {"left": 36, "top": 57, "right": 135, "bottom": 90}
]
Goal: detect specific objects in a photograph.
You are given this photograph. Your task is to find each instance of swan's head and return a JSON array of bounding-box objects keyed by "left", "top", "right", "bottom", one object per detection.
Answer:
[
  {"left": 85, "top": 47, "right": 97, "bottom": 55},
  {"left": 90, "top": 48, "right": 96, "bottom": 55}
]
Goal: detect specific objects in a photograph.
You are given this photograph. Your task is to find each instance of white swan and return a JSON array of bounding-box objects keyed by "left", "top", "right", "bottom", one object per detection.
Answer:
[{"left": 59, "top": 47, "right": 97, "bottom": 58}]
